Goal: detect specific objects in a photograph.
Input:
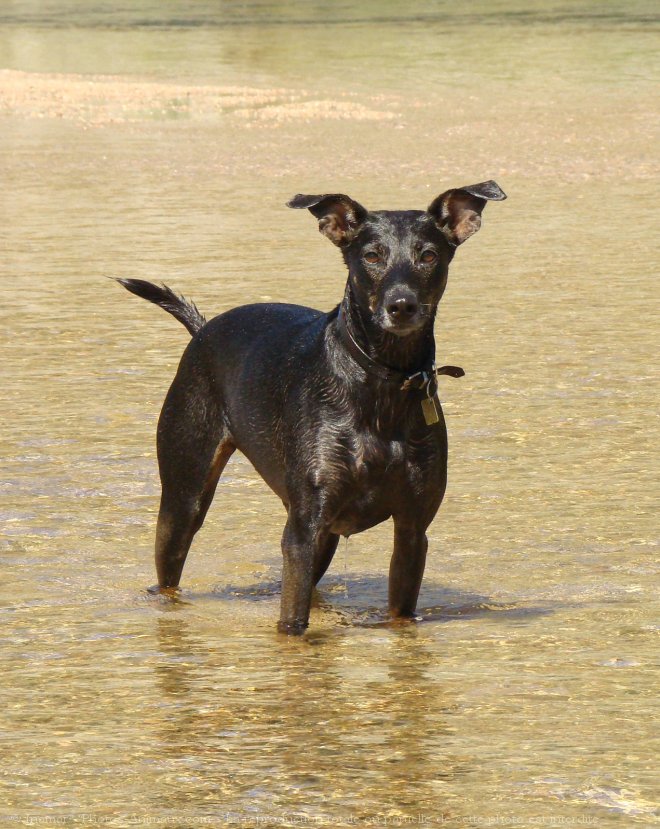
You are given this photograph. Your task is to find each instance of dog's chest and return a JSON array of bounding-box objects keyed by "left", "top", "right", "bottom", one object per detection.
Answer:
[
  {"left": 314, "top": 430, "right": 410, "bottom": 535},
  {"left": 349, "top": 431, "right": 405, "bottom": 482}
]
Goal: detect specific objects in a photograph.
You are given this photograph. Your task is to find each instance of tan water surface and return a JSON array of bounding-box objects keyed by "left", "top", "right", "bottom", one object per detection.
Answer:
[{"left": 1, "top": 2, "right": 658, "bottom": 827}]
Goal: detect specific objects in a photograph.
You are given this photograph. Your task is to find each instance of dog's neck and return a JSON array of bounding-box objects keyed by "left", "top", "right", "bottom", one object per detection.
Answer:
[{"left": 341, "top": 283, "right": 437, "bottom": 375}]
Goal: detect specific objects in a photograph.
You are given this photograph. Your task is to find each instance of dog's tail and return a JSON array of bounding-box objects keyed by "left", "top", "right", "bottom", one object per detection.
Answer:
[{"left": 116, "top": 278, "right": 207, "bottom": 337}]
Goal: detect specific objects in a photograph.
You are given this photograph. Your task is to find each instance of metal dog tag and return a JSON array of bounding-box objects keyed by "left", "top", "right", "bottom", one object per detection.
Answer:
[{"left": 421, "top": 393, "right": 441, "bottom": 426}]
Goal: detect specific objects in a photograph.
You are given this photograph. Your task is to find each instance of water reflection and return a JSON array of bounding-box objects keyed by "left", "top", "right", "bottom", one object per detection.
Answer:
[{"left": 152, "top": 613, "right": 471, "bottom": 820}]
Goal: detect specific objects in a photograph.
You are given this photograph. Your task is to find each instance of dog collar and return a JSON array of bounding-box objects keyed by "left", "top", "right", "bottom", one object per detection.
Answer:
[{"left": 336, "top": 302, "right": 464, "bottom": 391}]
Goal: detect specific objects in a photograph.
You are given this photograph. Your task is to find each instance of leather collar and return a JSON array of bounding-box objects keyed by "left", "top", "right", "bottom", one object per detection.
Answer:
[{"left": 336, "top": 301, "right": 464, "bottom": 391}]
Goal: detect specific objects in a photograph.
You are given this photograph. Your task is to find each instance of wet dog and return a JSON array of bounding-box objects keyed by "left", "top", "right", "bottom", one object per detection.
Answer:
[{"left": 118, "top": 181, "right": 506, "bottom": 633}]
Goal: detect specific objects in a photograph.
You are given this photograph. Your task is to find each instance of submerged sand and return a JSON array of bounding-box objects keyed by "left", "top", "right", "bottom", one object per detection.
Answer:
[{"left": 0, "top": 69, "right": 398, "bottom": 126}]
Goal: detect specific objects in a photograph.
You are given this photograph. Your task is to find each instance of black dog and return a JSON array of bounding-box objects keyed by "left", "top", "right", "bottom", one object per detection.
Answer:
[{"left": 118, "top": 180, "right": 505, "bottom": 634}]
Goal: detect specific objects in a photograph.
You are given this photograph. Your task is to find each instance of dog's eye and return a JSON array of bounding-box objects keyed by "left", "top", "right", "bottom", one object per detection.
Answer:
[
  {"left": 420, "top": 249, "right": 437, "bottom": 265},
  {"left": 363, "top": 251, "right": 381, "bottom": 265}
]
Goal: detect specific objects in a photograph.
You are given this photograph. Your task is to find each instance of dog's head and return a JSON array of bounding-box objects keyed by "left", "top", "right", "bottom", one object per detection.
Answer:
[{"left": 288, "top": 181, "right": 506, "bottom": 337}]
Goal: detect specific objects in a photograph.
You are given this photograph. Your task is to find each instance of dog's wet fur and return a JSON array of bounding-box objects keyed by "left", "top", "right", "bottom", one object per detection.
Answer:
[{"left": 118, "top": 180, "right": 506, "bottom": 634}]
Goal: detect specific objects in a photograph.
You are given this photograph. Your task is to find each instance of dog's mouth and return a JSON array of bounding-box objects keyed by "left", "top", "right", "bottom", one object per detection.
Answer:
[
  {"left": 382, "top": 321, "right": 423, "bottom": 337},
  {"left": 377, "top": 307, "right": 429, "bottom": 337}
]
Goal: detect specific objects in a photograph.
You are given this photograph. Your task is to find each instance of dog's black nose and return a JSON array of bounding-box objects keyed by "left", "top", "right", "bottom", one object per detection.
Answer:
[{"left": 387, "top": 297, "right": 418, "bottom": 319}]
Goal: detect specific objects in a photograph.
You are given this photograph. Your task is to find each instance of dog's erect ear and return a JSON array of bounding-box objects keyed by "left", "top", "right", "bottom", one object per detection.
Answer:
[
  {"left": 428, "top": 180, "right": 506, "bottom": 246},
  {"left": 287, "top": 193, "right": 368, "bottom": 246}
]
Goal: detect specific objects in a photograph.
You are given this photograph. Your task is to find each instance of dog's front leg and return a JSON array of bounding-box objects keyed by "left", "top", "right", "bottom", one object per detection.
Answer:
[
  {"left": 278, "top": 510, "right": 328, "bottom": 635},
  {"left": 388, "top": 520, "right": 429, "bottom": 619}
]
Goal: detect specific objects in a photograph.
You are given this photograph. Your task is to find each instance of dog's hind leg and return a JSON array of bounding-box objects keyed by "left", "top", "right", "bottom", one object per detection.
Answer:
[{"left": 154, "top": 373, "right": 235, "bottom": 589}]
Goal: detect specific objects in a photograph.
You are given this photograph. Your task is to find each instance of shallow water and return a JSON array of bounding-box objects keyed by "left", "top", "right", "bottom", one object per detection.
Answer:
[{"left": 1, "top": 2, "right": 658, "bottom": 827}]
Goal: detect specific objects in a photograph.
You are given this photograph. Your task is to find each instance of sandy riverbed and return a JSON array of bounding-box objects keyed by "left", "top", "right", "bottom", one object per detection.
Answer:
[{"left": 0, "top": 68, "right": 397, "bottom": 125}]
